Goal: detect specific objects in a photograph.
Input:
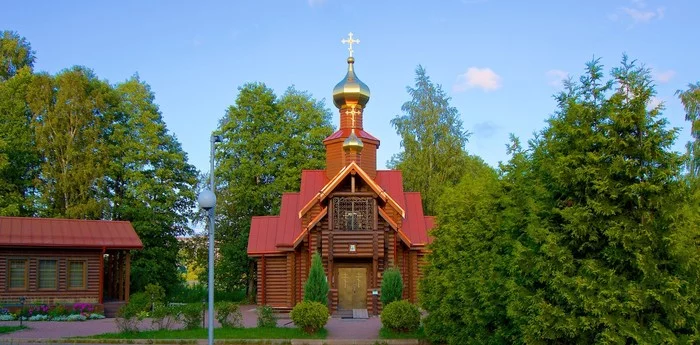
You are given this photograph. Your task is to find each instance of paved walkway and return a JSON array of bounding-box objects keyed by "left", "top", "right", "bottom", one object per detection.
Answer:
[{"left": 0, "top": 305, "right": 381, "bottom": 340}]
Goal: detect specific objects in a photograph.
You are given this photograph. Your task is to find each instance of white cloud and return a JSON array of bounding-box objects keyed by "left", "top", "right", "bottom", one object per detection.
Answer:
[
  {"left": 453, "top": 67, "right": 502, "bottom": 92},
  {"left": 546, "top": 69, "right": 569, "bottom": 88},
  {"left": 653, "top": 69, "right": 676, "bottom": 83},
  {"left": 622, "top": 6, "right": 664, "bottom": 22},
  {"left": 308, "top": 0, "right": 326, "bottom": 7}
]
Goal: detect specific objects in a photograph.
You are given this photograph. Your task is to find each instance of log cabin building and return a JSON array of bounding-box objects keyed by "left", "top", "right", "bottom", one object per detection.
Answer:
[
  {"left": 0, "top": 216, "right": 142, "bottom": 315},
  {"left": 247, "top": 38, "right": 434, "bottom": 315}
]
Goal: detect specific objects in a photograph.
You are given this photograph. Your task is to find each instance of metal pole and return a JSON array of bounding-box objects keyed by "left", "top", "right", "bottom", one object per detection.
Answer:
[{"left": 207, "top": 135, "right": 218, "bottom": 345}]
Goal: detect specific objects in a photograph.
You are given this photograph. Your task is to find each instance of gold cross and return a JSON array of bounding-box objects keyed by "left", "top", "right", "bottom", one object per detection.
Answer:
[
  {"left": 341, "top": 32, "right": 360, "bottom": 57},
  {"left": 347, "top": 106, "right": 360, "bottom": 128}
]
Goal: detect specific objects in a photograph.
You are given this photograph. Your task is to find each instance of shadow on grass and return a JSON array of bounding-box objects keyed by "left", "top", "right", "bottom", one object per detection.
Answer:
[
  {"left": 0, "top": 325, "right": 27, "bottom": 334},
  {"left": 379, "top": 326, "right": 425, "bottom": 339},
  {"left": 82, "top": 327, "right": 327, "bottom": 339}
]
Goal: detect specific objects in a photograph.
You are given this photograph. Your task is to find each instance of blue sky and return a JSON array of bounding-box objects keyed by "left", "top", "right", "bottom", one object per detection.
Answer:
[{"left": 2, "top": 0, "right": 698, "bottom": 175}]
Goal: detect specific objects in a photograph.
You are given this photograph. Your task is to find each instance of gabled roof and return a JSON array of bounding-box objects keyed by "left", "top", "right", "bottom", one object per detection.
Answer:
[
  {"left": 247, "top": 166, "right": 435, "bottom": 255},
  {"left": 0, "top": 216, "right": 143, "bottom": 249},
  {"left": 298, "top": 162, "right": 405, "bottom": 219}
]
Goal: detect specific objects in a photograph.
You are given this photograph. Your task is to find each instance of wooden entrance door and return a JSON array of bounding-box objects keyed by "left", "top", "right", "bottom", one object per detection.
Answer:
[{"left": 338, "top": 267, "right": 367, "bottom": 309}]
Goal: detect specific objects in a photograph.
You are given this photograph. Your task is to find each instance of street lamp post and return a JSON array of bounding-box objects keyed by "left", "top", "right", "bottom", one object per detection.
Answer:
[{"left": 197, "top": 134, "right": 222, "bottom": 345}]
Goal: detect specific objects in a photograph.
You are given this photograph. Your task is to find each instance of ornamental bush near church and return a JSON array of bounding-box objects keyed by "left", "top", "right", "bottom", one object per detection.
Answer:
[
  {"left": 290, "top": 301, "right": 329, "bottom": 334},
  {"left": 380, "top": 300, "right": 421, "bottom": 333},
  {"left": 303, "top": 252, "right": 329, "bottom": 306},
  {"left": 380, "top": 267, "right": 403, "bottom": 306}
]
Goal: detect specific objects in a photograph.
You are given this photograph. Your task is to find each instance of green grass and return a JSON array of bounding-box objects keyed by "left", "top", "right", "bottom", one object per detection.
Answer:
[
  {"left": 379, "top": 326, "right": 425, "bottom": 339},
  {"left": 0, "top": 325, "right": 27, "bottom": 334},
  {"left": 87, "top": 327, "right": 326, "bottom": 339}
]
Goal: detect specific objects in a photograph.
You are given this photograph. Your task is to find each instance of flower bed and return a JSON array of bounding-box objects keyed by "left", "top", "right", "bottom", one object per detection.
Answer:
[{"left": 0, "top": 303, "right": 105, "bottom": 321}]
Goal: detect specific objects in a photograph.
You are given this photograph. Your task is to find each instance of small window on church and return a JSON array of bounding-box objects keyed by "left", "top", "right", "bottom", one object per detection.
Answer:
[{"left": 332, "top": 197, "right": 375, "bottom": 231}]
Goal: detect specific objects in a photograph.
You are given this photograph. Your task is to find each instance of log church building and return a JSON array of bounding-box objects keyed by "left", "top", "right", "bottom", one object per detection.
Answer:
[{"left": 247, "top": 34, "right": 434, "bottom": 315}]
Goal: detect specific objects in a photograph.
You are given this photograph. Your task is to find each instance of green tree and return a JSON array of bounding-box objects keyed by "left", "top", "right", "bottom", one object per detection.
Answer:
[
  {"left": 0, "top": 31, "right": 39, "bottom": 216},
  {"left": 676, "top": 82, "right": 700, "bottom": 178},
  {"left": 303, "top": 252, "right": 329, "bottom": 306},
  {"left": 0, "top": 30, "right": 35, "bottom": 81},
  {"left": 27, "top": 66, "right": 118, "bottom": 218},
  {"left": 388, "top": 65, "right": 470, "bottom": 215},
  {"left": 213, "top": 83, "right": 333, "bottom": 294},
  {"left": 380, "top": 267, "right": 403, "bottom": 305},
  {"left": 421, "top": 57, "right": 700, "bottom": 344},
  {"left": 109, "top": 75, "right": 199, "bottom": 294},
  {"left": 0, "top": 66, "right": 39, "bottom": 216}
]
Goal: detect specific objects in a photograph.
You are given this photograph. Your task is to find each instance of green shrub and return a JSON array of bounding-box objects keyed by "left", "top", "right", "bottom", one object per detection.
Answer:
[
  {"left": 215, "top": 301, "right": 243, "bottom": 328},
  {"left": 150, "top": 303, "right": 178, "bottom": 331},
  {"left": 257, "top": 305, "right": 276, "bottom": 328},
  {"left": 115, "top": 302, "right": 144, "bottom": 333},
  {"left": 303, "top": 252, "right": 329, "bottom": 306},
  {"left": 380, "top": 268, "right": 403, "bottom": 306},
  {"left": 49, "top": 304, "right": 70, "bottom": 318},
  {"left": 380, "top": 300, "right": 420, "bottom": 333},
  {"left": 177, "top": 303, "right": 203, "bottom": 330},
  {"left": 290, "top": 301, "right": 329, "bottom": 334},
  {"left": 126, "top": 292, "right": 151, "bottom": 314},
  {"left": 169, "top": 283, "right": 246, "bottom": 303},
  {"left": 144, "top": 283, "right": 166, "bottom": 309}
]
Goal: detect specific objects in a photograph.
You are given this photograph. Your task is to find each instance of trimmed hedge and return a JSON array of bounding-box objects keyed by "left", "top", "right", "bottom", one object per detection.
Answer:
[
  {"left": 380, "top": 300, "right": 420, "bottom": 333},
  {"left": 290, "top": 301, "right": 329, "bottom": 334}
]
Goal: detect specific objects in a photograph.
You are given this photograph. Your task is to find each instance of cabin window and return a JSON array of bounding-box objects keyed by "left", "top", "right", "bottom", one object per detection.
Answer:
[
  {"left": 68, "top": 260, "right": 87, "bottom": 289},
  {"left": 8, "top": 259, "right": 28, "bottom": 290},
  {"left": 38, "top": 259, "right": 58, "bottom": 289},
  {"left": 331, "top": 197, "right": 375, "bottom": 231}
]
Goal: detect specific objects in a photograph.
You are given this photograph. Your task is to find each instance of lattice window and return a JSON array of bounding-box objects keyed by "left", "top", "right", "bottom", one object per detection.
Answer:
[{"left": 331, "top": 197, "right": 375, "bottom": 231}]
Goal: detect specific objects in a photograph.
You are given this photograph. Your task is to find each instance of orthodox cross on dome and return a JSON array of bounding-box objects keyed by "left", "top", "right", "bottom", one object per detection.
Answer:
[
  {"left": 341, "top": 32, "right": 360, "bottom": 57},
  {"left": 347, "top": 105, "right": 360, "bottom": 128}
]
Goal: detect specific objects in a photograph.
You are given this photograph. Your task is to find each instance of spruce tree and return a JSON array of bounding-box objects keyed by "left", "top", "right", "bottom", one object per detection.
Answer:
[
  {"left": 303, "top": 252, "right": 329, "bottom": 306},
  {"left": 380, "top": 267, "right": 403, "bottom": 305}
]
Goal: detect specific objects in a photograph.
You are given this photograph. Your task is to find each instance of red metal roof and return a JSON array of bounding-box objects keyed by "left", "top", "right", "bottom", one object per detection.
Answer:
[
  {"left": 323, "top": 129, "right": 379, "bottom": 143},
  {"left": 247, "top": 216, "right": 280, "bottom": 254},
  {"left": 375, "top": 170, "right": 407, "bottom": 212},
  {"left": 402, "top": 193, "right": 430, "bottom": 245},
  {"left": 0, "top": 217, "right": 143, "bottom": 249}
]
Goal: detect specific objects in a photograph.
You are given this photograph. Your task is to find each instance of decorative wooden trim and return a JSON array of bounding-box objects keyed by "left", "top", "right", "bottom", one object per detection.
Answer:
[{"left": 99, "top": 247, "right": 105, "bottom": 303}]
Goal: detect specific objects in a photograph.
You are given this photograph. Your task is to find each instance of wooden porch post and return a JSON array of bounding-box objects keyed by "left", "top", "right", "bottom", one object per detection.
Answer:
[
  {"left": 261, "top": 255, "right": 266, "bottom": 305},
  {"left": 124, "top": 252, "right": 131, "bottom": 302}
]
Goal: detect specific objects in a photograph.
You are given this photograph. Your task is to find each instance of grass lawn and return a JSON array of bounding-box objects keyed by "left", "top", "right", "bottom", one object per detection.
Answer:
[
  {"left": 379, "top": 326, "right": 425, "bottom": 339},
  {"left": 87, "top": 327, "right": 326, "bottom": 339},
  {"left": 0, "top": 325, "right": 27, "bottom": 334}
]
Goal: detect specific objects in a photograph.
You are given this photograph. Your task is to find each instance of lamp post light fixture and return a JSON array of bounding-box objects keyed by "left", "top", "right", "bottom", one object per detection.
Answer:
[
  {"left": 19, "top": 296, "right": 26, "bottom": 327},
  {"left": 198, "top": 134, "right": 222, "bottom": 345}
]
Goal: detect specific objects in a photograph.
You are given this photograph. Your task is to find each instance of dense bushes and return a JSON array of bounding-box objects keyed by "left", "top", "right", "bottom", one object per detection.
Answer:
[
  {"left": 290, "top": 301, "right": 329, "bottom": 334},
  {"left": 380, "top": 300, "right": 420, "bottom": 333},
  {"left": 380, "top": 268, "right": 403, "bottom": 306},
  {"left": 256, "top": 305, "right": 276, "bottom": 328},
  {"left": 215, "top": 301, "right": 243, "bottom": 328},
  {"left": 169, "top": 283, "right": 246, "bottom": 303}
]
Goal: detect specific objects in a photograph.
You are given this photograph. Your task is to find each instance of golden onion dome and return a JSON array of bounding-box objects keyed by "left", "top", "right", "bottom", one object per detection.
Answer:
[
  {"left": 343, "top": 130, "right": 364, "bottom": 152},
  {"left": 333, "top": 57, "right": 370, "bottom": 109}
]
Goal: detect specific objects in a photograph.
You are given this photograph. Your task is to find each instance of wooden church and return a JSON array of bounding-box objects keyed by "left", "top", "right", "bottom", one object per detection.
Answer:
[{"left": 247, "top": 35, "right": 434, "bottom": 314}]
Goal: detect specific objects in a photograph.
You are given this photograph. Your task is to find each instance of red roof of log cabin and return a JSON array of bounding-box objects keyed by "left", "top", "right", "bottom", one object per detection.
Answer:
[
  {"left": 247, "top": 168, "right": 434, "bottom": 255},
  {"left": 0, "top": 216, "right": 143, "bottom": 249}
]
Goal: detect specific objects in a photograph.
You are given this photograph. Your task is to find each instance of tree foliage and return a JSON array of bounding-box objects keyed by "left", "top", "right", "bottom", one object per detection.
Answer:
[
  {"left": 389, "top": 65, "right": 470, "bottom": 215},
  {"left": 421, "top": 56, "right": 700, "bottom": 344},
  {"left": 677, "top": 82, "right": 700, "bottom": 178},
  {"left": 0, "top": 32, "right": 199, "bottom": 294},
  {"left": 0, "top": 30, "right": 35, "bottom": 81},
  {"left": 213, "top": 83, "right": 333, "bottom": 293},
  {"left": 303, "top": 252, "right": 329, "bottom": 306}
]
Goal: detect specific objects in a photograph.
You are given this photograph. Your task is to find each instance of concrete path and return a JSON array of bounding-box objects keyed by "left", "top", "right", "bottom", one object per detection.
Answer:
[{"left": 0, "top": 305, "right": 381, "bottom": 340}]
